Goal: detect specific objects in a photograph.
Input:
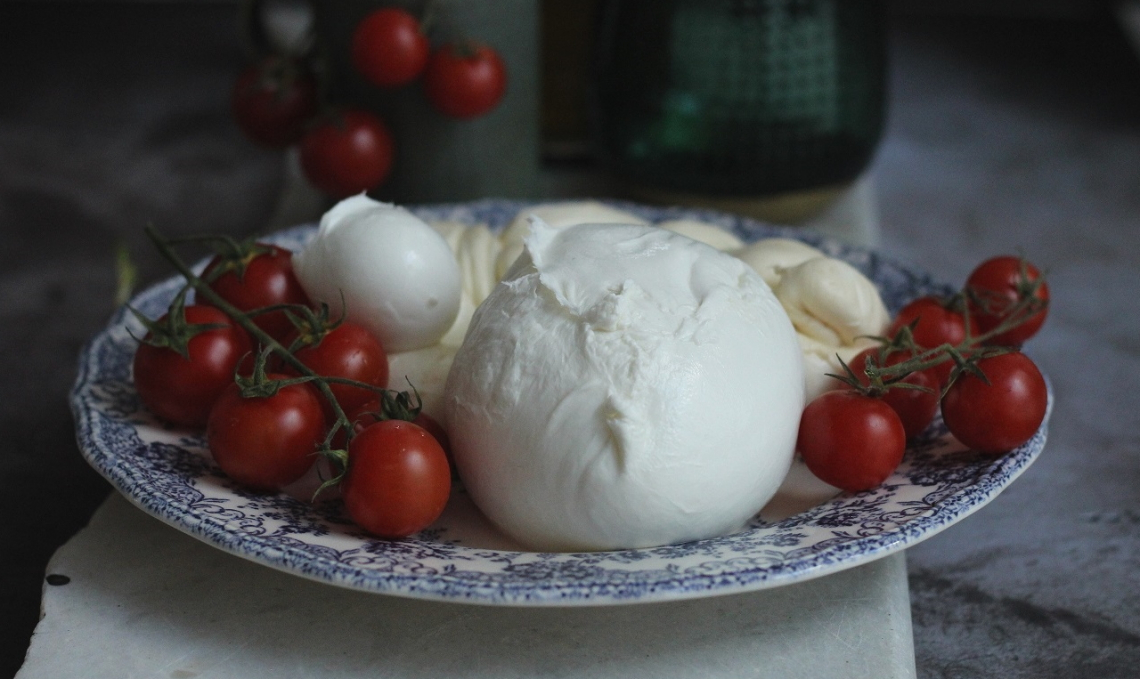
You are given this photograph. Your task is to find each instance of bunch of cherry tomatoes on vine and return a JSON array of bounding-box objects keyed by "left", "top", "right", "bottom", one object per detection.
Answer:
[
  {"left": 230, "top": 5, "right": 507, "bottom": 198},
  {"left": 796, "top": 255, "right": 1051, "bottom": 493},
  {"left": 132, "top": 231, "right": 453, "bottom": 539}
]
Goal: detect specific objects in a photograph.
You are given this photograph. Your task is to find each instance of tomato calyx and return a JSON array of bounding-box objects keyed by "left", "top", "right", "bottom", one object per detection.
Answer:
[
  {"left": 832, "top": 349, "right": 935, "bottom": 400},
  {"left": 943, "top": 344, "right": 1019, "bottom": 387},
  {"left": 200, "top": 236, "right": 277, "bottom": 283},
  {"left": 232, "top": 346, "right": 315, "bottom": 399},
  {"left": 369, "top": 380, "right": 425, "bottom": 423},
  {"left": 127, "top": 291, "right": 227, "bottom": 359},
  {"left": 280, "top": 299, "right": 347, "bottom": 352}
]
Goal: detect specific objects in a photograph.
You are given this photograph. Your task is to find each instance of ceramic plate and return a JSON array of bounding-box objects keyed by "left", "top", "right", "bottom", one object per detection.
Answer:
[{"left": 71, "top": 200, "right": 1049, "bottom": 606}]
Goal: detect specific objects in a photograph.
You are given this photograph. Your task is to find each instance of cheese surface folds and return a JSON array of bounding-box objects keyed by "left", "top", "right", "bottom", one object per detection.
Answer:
[{"left": 443, "top": 220, "right": 805, "bottom": 551}]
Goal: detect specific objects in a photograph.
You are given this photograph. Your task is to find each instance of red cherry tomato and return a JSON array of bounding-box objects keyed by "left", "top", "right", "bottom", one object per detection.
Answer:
[
  {"left": 887, "top": 296, "right": 972, "bottom": 385},
  {"left": 132, "top": 305, "right": 252, "bottom": 427},
  {"left": 423, "top": 42, "right": 507, "bottom": 119},
  {"left": 342, "top": 420, "right": 451, "bottom": 538},
  {"left": 351, "top": 8, "right": 429, "bottom": 87},
  {"left": 286, "top": 322, "right": 389, "bottom": 420},
  {"left": 966, "top": 256, "right": 1049, "bottom": 346},
  {"left": 230, "top": 57, "right": 318, "bottom": 148},
  {"left": 203, "top": 244, "right": 311, "bottom": 341},
  {"left": 941, "top": 351, "right": 1047, "bottom": 455},
  {"left": 797, "top": 391, "right": 907, "bottom": 492},
  {"left": 846, "top": 347, "right": 940, "bottom": 440},
  {"left": 206, "top": 376, "right": 326, "bottom": 491},
  {"left": 299, "top": 109, "right": 395, "bottom": 197}
]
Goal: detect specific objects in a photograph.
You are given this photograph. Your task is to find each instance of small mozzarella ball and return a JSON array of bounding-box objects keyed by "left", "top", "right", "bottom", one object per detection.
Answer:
[
  {"left": 495, "top": 201, "right": 648, "bottom": 279},
  {"left": 293, "top": 195, "right": 461, "bottom": 353},
  {"left": 773, "top": 256, "right": 890, "bottom": 347},
  {"left": 430, "top": 220, "right": 502, "bottom": 347},
  {"left": 657, "top": 219, "right": 744, "bottom": 251},
  {"left": 735, "top": 238, "right": 826, "bottom": 288}
]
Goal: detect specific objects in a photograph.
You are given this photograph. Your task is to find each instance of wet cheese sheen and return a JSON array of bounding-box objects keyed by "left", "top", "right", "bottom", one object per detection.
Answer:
[{"left": 443, "top": 221, "right": 805, "bottom": 551}]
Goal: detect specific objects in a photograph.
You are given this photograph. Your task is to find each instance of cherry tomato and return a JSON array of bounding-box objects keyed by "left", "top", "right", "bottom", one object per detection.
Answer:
[
  {"left": 797, "top": 391, "right": 907, "bottom": 492},
  {"left": 423, "top": 42, "right": 507, "bottom": 119},
  {"left": 133, "top": 304, "right": 252, "bottom": 427},
  {"left": 285, "top": 322, "right": 389, "bottom": 419},
  {"left": 966, "top": 256, "right": 1049, "bottom": 346},
  {"left": 230, "top": 57, "right": 318, "bottom": 148},
  {"left": 351, "top": 8, "right": 429, "bottom": 88},
  {"left": 206, "top": 376, "right": 326, "bottom": 491},
  {"left": 887, "top": 296, "right": 972, "bottom": 385},
  {"left": 342, "top": 420, "right": 451, "bottom": 538},
  {"left": 847, "top": 347, "right": 940, "bottom": 440},
  {"left": 941, "top": 351, "right": 1047, "bottom": 455},
  {"left": 299, "top": 109, "right": 395, "bottom": 197},
  {"left": 203, "top": 244, "right": 311, "bottom": 341}
]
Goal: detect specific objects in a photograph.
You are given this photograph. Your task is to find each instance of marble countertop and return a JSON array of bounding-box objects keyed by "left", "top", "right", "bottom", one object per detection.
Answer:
[{"left": 2, "top": 3, "right": 1138, "bottom": 677}]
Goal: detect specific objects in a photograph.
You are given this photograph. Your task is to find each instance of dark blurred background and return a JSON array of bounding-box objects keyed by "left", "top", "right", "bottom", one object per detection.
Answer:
[{"left": 2, "top": 1, "right": 1139, "bottom": 677}]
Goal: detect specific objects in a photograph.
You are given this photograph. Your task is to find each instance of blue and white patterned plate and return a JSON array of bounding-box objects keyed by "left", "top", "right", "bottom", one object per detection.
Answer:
[{"left": 71, "top": 200, "right": 1049, "bottom": 606}]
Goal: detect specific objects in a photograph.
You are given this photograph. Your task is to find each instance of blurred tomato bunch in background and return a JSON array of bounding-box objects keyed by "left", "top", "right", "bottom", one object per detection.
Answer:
[{"left": 230, "top": 1, "right": 508, "bottom": 198}]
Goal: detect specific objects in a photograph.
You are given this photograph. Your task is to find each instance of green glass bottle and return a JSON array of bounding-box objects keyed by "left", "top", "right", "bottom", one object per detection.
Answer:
[{"left": 592, "top": 0, "right": 886, "bottom": 201}]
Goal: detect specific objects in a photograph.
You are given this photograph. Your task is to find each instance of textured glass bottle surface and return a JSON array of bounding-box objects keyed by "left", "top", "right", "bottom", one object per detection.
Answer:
[{"left": 593, "top": 0, "right": 886, "bottom": 196}]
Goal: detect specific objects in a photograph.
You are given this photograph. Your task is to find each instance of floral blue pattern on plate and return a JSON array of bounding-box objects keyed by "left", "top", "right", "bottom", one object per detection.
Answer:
[{"left": 70, "top": 200, "right": 1050, "bottom": 606}]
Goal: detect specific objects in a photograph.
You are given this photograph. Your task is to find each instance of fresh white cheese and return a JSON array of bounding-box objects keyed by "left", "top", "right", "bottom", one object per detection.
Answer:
[
  {"left": 429, "top": 219, "right": 501, "bottom": 347},
  {"left": 735, "top": 237, "right": 827, "bottom": 288},
  {"left": 292, "top": 195, "right": 462, "bottom": 353},
  {"left": 443, "top": 220, "right": 805, "bottom": 552},
  {"left": 771, "top": 256, "right": 890, "bottom": 399},
  {"left": 733, "top": 238, "right": 890, "bottom": 400}
]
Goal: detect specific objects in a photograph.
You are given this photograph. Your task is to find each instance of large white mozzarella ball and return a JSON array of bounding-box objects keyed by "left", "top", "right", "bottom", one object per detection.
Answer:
[
  {"left": 444, "top": 220, "right": 805, "bottom": 552},
  {"left": 293, "top": 195, "right": 461, "bottom": 353}
]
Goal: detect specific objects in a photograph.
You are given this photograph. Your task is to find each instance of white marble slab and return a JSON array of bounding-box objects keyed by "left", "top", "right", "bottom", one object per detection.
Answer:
[{"left": 18, "top": 494, "right": 916, "bottom": 679}]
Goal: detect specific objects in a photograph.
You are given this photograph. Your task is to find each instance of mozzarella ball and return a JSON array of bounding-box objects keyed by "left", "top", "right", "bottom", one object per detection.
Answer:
[
  {"left": 735, "top": 237, "right": 826, "bottom": 288},
  {"left": 771, "top": 256, "right": 891, "bottom": 400},
  {"left": 429, "top": 219, "right": 502, "bottom": 347},
  {"left": 773, "top": 256, "right": 890, "bottom": 347},
  {"left": 293, "top": 195, "right": 461, "bottom": 352},
  {"left": 444, "top": 220, "right": 805, "bottom": 552}
]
